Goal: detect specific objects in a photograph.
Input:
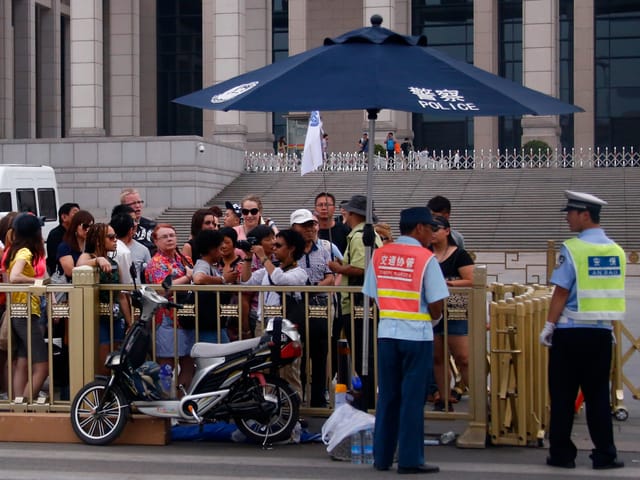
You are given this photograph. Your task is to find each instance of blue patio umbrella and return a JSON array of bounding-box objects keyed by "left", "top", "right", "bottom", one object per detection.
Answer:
[
  {"left": 175, "top": 15, "right": 582, "bottom": 380},
  {"left": 175, "top": 14, "right": 581, "bottom": 227}
]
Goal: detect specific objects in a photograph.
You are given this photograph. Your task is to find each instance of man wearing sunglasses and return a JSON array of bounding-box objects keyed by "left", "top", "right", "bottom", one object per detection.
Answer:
[{"left": 120, "top": 188, "right": 156, "bottom": 256}]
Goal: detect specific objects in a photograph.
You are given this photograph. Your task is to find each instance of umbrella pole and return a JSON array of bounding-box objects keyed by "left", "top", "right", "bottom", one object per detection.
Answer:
[{"left": 359, "top": 109, "right": 378, "bottom": 409}]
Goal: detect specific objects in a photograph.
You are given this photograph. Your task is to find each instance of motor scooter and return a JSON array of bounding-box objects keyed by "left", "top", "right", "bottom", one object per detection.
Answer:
[{"left": 70, "top": 267, "right": 302, "bottom": 446}]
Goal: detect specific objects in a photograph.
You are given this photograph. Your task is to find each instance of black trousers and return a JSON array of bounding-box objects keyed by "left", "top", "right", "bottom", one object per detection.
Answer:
[{"left": 548, "top": 328, "right": 617, "bottom": 463}]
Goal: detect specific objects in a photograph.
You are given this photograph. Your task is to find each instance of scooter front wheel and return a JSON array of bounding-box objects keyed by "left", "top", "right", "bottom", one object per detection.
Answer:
[
  {"left": 234, "top": 375, "right": 300, "bottom": 444},
  {"left": 70, "top": 379, "right": 130, "bottom": 445}
]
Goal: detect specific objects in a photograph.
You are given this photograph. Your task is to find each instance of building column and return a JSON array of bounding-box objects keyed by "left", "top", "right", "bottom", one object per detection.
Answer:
[
  {"left": 13, "top": 0, "right": 36, "bottom": 139},
  {"left": 573, "top": 0, "right": 594, "bottom": 150},
  {"left": 473, "top": 0, "right": 499, "bottom": 152},
  {"left": 245, "top": 0, "right": 272, "bottom": 152},
  {"left": 521, "top": 0, "right": 560, "bottom": 149},
  {"left": 139, "top": 0, "right": 156, "bottom": 136},
  {"left": 69, "top": 0, "right": 105, "bottom": 137},
  {"left": 0, "top": 0, "right": 14, "bottom": 139},
  {"left": 38, "top": 0, "right": 62, "bottom": 138},
  {"left": 108, "top": 0, "right": 140, "bottom": 136},
  {"left": 203, "top": 0, "right": 247, "bottom": 148}
]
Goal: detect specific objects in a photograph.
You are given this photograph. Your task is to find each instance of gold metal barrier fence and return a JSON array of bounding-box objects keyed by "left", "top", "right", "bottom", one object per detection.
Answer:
[
  {"left": 0, "top": 264, "right": 489, "bottom": 448},
  {"left": 488, "top": 283, "right": 552, "bottom": 446}
]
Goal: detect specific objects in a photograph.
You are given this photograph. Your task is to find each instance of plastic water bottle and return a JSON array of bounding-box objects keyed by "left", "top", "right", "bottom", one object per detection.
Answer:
[
  {"left": 335, "top": 383, "right": 348, "bottom": 408},
  {"left": 363, "top": 429, "right": 374, "bottom": 464},
  {"left": 440, "top": 431, "right": 457, "bottom": 445},
  {"left": 158, "top": 364, "right": 173, "bottom": 396},
  {"left": 350, "top": 432, "right": 363, "bottom": 464}
]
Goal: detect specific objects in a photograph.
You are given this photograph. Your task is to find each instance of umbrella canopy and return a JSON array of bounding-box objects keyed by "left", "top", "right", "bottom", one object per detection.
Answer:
[
  {"left": 175, "top": 15, "right": 582, "bottom": 381},
  {"left": 175, "top": 16, "right": 581, "bottom": 117}
]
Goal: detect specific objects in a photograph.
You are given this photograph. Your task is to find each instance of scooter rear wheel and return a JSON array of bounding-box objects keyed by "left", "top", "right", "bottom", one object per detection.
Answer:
[
  {"left": 234, "top": 375, "right": 300, "bottom": 444},
  {"left": 70, "top": 379, "right": 130, "bottom": 445}
]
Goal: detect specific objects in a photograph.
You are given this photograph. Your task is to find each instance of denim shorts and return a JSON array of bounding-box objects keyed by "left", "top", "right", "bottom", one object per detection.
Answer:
[
  {"left": 99, "top": 316, "right": 126, "bottom": 345},
  {"left": 155, "top": 316, "right": 195, "bottom": 358},
  {"left": 433, "top": 318, "right": 468, "bottom": 336}
]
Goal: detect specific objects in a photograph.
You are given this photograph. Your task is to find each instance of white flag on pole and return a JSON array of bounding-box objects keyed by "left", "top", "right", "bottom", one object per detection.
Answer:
[{"left": 301, "top": 111, "right": 323, "bottom": 176}]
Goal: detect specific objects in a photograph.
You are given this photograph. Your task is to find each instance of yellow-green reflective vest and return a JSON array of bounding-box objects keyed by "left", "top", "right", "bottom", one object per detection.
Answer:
[{"left": 563, "top": 237, "right": 625, "bottom": 322}]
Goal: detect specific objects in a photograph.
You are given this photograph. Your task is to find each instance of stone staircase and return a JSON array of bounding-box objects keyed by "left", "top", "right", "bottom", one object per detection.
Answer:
[{"left": 155, "top": 167, "right": 640, "bottom": 252}]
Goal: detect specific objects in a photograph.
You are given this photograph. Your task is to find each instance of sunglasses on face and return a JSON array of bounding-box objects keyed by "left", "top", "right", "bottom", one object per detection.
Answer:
[
  {"left": 242, "top": 208, "right": 260, "bottom": 216},
  {"left": 430, "top": 225, "right": 444, "bottom": 233},
  {"left": 81, "top": 223, "right": 93, "bottom": 230},
  {"left": 106, "top": 233, "right": 117, "bottom": 240}
]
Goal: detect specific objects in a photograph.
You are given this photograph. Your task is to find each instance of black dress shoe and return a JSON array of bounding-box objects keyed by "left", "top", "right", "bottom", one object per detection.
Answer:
[
  {"left": 546, "top": 456, "right": 576, "bottom": 469},
  {"left": 374, "top": 464, "right": 390, "bottom": 471},
  {"left": 592, "top": 459, "right": 624, "bottom": 470},
  {"left": 397, "top": 464, "right": 440, "bottom": 474}
]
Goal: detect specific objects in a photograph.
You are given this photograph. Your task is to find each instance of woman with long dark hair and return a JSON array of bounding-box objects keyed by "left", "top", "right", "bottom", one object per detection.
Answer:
[
  {"left": 181, "top": 208, "right": 218, "bottom": 261},
  {"left": 429, "top": 215, "right": 474, "bottom": 412},
  {"left": 4, "top": 214, "right": 47, "bottom": 398},
  {"left": 56, "top": 210, "right": 95, "bottom": 281},
  {"left": 78, "top": 223, "right": 132, "bottom": 373}
]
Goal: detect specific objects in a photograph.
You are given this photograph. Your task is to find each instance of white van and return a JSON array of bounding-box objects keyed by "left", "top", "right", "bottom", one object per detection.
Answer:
[{"left": 0, "top": 165, "right": 60, "bottom": 239}]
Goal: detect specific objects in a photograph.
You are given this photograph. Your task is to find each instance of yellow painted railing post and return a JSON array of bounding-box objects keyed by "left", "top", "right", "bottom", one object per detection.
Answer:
[
  {"left": 69, "top": 266, "right": 99, "bottom": 397},
  {"left": 458, "top": 265, "right": 488, "bottom": 448},
  {"left": 546, "top": 240, "right": 556, "bottom": 284}
]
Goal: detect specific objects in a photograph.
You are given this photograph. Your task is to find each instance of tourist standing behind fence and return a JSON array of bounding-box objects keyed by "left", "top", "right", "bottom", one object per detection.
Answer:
[
  {"left": 290, "top": 209, "right": 334, "bottom": 408},
  {"left": 145, "top": 223, "right": 195, "bottom": 391},
  {"left": 429, "top": 215, "right": 474, "bottom": 412},
  {"left": 539, "top": 190, "right": 625, "bottom": 470},
  {"left": 5, "top": 214, "right": 48, "bottom": 399},
  {"left": 363, "top": 207, "right": 448, "bottom": 474}
]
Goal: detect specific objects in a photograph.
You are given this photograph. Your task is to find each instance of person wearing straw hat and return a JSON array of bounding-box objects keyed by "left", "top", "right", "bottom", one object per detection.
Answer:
[{"left": 540, "top": 190, "right": 625, "bottom": 470}]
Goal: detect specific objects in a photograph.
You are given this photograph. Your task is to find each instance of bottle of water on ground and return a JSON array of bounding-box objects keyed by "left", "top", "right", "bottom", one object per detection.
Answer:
[
  {"left": 158, "top": 364, "right": 173, "bottom": 397},
  {"left": 335, "top": 383, "right": 348, "bottom": 408},
  {"left": 363, "top": 429, "right": 374, "bottom": 464},
  {"left": 350, "top": 431, "right": 363, "bottom": 464}
]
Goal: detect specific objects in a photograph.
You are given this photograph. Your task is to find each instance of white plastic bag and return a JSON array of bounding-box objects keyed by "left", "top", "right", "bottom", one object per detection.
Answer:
[{"left": 321, "top": 404, "right": 375, "bottom": 453}]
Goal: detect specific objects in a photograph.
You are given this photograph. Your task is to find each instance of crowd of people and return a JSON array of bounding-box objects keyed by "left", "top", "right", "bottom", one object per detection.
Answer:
[
  {"left": 0, "top": 183, "right": 626, "bottom": 472},
  {"left": 0, "top": 188, "right": 473, "bottom": 412}
]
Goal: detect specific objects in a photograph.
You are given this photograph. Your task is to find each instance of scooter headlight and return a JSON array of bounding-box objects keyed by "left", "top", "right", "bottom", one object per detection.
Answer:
[{"left": 105, "top": 352, "right": 122, "bottom": 367}]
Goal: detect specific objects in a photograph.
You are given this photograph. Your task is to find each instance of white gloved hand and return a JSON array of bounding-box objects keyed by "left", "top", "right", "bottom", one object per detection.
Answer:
[
  {"left": 539, "top": 321, "right": 556, "bottom": 347},
  {"left": 431, "top": 314, "right": 443, "bottom": 329}
]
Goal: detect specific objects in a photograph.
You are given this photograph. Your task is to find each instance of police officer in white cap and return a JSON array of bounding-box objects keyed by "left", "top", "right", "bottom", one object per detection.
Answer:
[{"left": 540, "top": 190, "right": 625, "bottom": 470}]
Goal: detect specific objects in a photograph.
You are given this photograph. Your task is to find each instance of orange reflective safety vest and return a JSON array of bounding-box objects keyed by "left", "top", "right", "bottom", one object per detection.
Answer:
[{"left": 372, "top": 243, "right": 433, "bottom": 321}]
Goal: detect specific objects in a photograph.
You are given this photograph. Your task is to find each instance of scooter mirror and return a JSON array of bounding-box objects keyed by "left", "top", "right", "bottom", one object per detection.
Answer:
[
  {"left": 129, "top": 263, "right": 137, "bottom": 282},
  {"left": 161, "top": 273, "right": 173, "bottom": 291}
]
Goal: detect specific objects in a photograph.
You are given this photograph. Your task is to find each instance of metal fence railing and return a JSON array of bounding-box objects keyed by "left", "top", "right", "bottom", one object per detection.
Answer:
[{"left": 244, "top": 147, "right": 639, "bottom": 172}]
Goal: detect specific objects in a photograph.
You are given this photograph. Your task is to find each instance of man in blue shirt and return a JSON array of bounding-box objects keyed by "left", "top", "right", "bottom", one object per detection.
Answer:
[
  {"left": 540, "top": 190, "right": 625, "bottom": 470},
  {"left": 363, "top": 207, "right": 448, "bottom": 474}
]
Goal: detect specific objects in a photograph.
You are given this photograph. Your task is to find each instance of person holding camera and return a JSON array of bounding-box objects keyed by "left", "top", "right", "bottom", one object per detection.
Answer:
[
  {"left": 234, "top": 225, "right": 276, "bottom": 338},
  {"left": 240, "top": 229, "right": 308, "bottom": 401}
]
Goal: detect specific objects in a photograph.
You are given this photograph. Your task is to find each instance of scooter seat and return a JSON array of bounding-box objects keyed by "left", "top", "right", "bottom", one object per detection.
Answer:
[{"left": 191, "top": 337, "right": 262, "bottom": 358}]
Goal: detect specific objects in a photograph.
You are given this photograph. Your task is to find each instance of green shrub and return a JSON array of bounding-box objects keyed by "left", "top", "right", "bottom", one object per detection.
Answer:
[
  {"left": 522, "top": 140, "right": 551, "bottom": 152},
  {"left": 374, "top": 143, "right": 385, "bottom": 156}
]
